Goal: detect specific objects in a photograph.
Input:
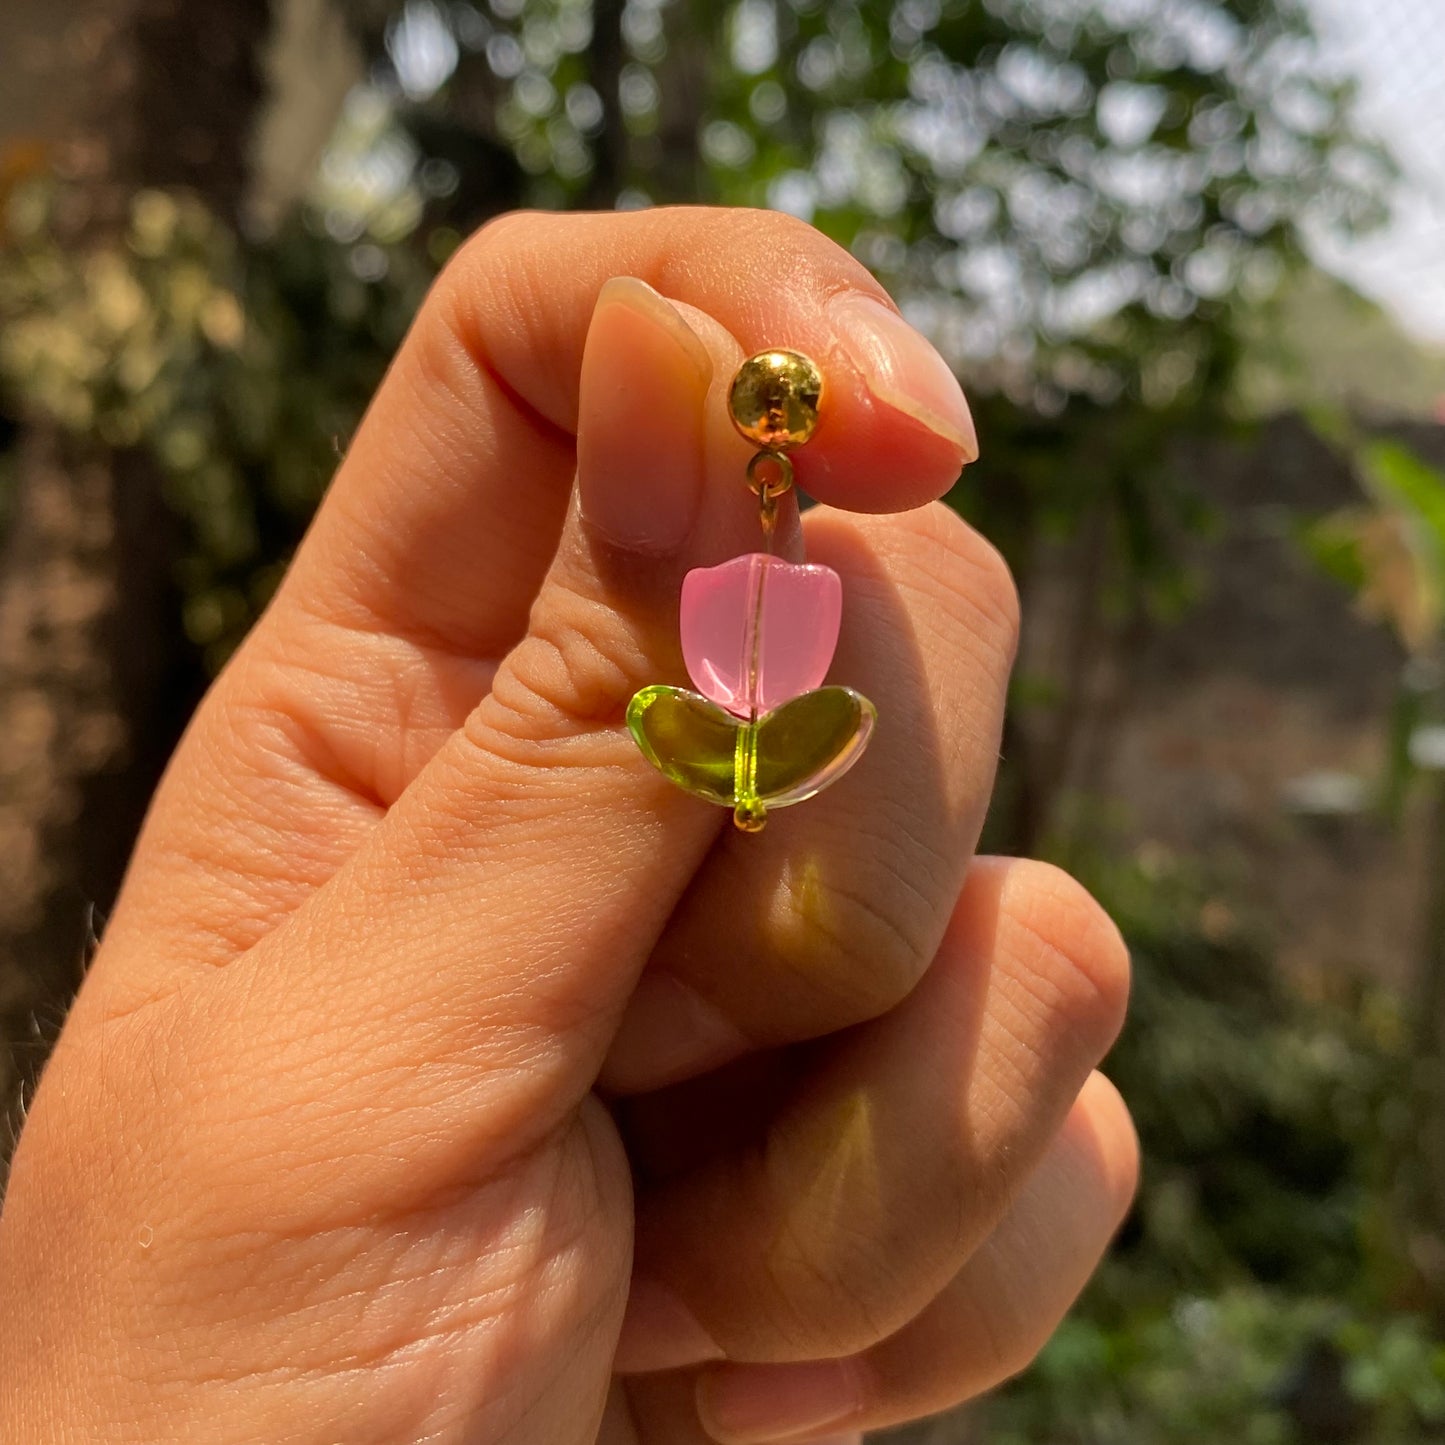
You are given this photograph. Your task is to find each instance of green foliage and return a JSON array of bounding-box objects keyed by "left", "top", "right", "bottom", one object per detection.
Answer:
[
  {"left": 1364, "top": 442, "right": 1445, "bottom": 554},
  {"left": 963, "top": 846, "right": 1433, "bottom": 1444},
  {"left": 1298, "top": 432, "right": 1445, "bottom": 819},
  {"left": 698, "top": 0, "right": 1385, "bottom": 401},
  {"left": 1298, "top": 434, "right": 1445, "bottom": 656},
  {"left": 982, "top": 1296, "right": 1445, "bottom": 1445},
  {"left": 348, "top": 0, "right": 1391, "bottom": 415},
  {"left": 0, "top": 183, "right": 432, "bottom": 666}
]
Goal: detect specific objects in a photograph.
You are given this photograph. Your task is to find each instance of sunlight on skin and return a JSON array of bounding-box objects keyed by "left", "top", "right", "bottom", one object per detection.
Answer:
[
  {"left": 771, "top": 850, "right": 838, "bottom": 975},
  {"left": 772, "top": 1091, "right": 883, "bottom": 1279}
]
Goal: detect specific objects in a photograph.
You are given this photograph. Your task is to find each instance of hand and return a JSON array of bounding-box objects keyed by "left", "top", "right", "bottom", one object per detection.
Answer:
[{"left": 0, "top": 207, "right": 1135, "bottom": 1445}]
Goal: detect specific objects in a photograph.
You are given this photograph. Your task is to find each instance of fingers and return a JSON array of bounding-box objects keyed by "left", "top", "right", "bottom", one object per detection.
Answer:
[
  {"left": 91, "top": 273, "right": 747, "bottom": 1014},
  {"left": 278, "top": 206, "right": 971, "bottom": 756},
  {"left": 616, "top": 857, "right": 1130, "bottom": 1370},
  {"left": 98, "top": 279, "right": 746, "bottom": 1159},
  {"left": 115, "top": 278, "right": 824, "bottom": 1216},
  {"left": 275, "top": 208, "right": 971, "bottom": 779},
  {"left": 94, "top": 206, "right": 976, "bottom": 1004},
  {"left": 600, "top": 501, "right": 1019, "bottom": 1094},
  {"left": 694, "top": 1073, "right": 1137, "bottom": 1443}
]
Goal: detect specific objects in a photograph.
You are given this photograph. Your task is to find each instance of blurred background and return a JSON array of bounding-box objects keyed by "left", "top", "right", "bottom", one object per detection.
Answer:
[{"left": 2, "top": 0, "right": 1445, "bottom": 1439}]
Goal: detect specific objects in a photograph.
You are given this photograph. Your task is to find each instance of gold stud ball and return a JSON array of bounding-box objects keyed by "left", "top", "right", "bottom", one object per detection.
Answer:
[{"left": 728, "top": 349, "right": 823, "bottom": 451}]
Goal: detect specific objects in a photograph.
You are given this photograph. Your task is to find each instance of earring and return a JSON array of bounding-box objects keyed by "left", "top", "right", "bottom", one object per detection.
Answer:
[{"left": 627, "top": 349, "right": 876, "bottom": 833}]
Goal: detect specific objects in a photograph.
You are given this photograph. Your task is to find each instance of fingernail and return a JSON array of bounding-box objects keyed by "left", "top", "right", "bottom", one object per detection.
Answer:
[
  {"left": 614, "top": 1275, "right": 725, "bottom": 1374},
  {"left": 827, "top": 292, "right": 978, "bottom": 461},
  {"left": 697, "top": 1359, "right": 865, "bottom": 1443},
  {"left": 603, "top": 969, "right": 752, "bottom": 1093},
  {"left": 579, "top": 276, "right": 713, "bottom": 554}
]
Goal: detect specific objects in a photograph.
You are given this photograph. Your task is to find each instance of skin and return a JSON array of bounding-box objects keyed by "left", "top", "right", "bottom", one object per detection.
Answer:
[{"left": 0, "top": 208, "right": 1137, "bottom": 1445}]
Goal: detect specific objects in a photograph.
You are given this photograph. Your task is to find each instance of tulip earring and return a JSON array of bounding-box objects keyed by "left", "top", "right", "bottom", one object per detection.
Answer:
[{"left": 627, "top": 349, "right": 876, "bottom": 832}]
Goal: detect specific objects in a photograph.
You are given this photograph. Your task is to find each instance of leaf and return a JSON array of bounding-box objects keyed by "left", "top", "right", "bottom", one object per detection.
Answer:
[
  {"left": 627, "top": 683, "right": 875, "bottom": 815},
  {"left": 753, "top": 684, "right": 876, "bottom": 806},
  {"left": 1358, "top": 439, "right": 1445, "bottom": 577},
  {"left": 626, "top": 684, "right": 739, "bottom": 806}
]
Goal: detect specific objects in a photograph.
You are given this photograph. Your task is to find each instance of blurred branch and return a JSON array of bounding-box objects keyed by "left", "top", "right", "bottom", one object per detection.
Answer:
[{"left": 582, "top": 0, "right": 627, "bottom": 207}]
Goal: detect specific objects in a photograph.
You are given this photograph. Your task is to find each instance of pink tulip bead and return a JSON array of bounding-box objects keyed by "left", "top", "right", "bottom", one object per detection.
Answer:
[{"left": 680, "top": 553, "right": 843, "bottom": 719}]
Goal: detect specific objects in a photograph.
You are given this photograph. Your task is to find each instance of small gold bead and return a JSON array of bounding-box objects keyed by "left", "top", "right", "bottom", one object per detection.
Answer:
[
  {"left": 733, "top": 798, "right": 768, "bottom": 832},
  {"left": 728, "top": 349, "right": 823, "bottom": 451}
]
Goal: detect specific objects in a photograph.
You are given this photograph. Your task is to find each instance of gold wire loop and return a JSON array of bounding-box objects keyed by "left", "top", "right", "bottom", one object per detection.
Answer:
[
  {"left": 758, "top": 487, "right": 780, "bottom": 540},
  {"left": 746, "top": 449, "right": 794, "bottom": 501}
]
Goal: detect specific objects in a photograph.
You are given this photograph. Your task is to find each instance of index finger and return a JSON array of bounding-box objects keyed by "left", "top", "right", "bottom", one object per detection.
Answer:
[{"left": 303, "top": 205, "right": 978, "bottom": 661}]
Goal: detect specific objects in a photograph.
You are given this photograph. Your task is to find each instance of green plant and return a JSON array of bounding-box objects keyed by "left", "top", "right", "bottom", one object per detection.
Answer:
[
  {"left": 0, "top": 183, "right": 432, "bottom": 668},
  {"left": 963, "top": 844, "right": 1428, "bottom": 1443}
]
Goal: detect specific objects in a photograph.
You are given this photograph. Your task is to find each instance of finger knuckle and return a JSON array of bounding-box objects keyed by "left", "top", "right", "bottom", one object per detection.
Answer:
[
  {"left": 979, "top": 1293, "right": 1059, "bottom": 1385},
  {"left": 447, "top": 207, "right": 543, "bottom": 284},
  {"left": 468, "top": 580, "right": 651, "bottom": 755},
  {"left": 659, "top": 205, "right": 855, "bottom": 287},
  {"left": 767, "top": 842, "right": 944, "bottom": 1024},
  {"left": 429, "top": 210, "right": 560, "bottom": 394},
  {"left": 763, "top": 1197, "right": 912, "bottom": 1355},
  {"left": 1000, "top": 861, "right": 1131, "bottom": 1059}
]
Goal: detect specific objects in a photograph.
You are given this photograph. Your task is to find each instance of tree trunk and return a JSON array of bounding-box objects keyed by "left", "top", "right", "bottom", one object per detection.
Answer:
[
  {"left": 0, "top": 0, "right": 273, "bottom": 1147},
  {"left": 582, "top": 0, "right": 628, "bottom": 208}
]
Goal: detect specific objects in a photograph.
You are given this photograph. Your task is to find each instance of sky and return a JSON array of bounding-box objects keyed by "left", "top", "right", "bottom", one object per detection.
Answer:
[{"left": 1306, "top": 0, "right": 1445, "bottom": 344}]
